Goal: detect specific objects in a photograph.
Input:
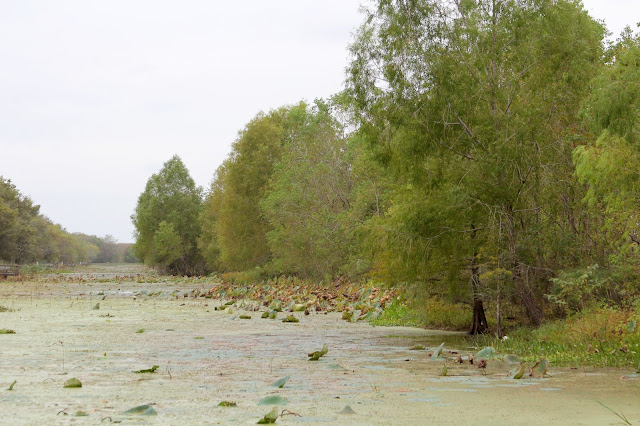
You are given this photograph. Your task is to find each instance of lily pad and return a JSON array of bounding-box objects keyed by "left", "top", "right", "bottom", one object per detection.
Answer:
[
  {"left": 63, "top": 378, "right": 82, "bottom": 388},
  {"left": 476, "top": 346, "right": 498, "bottom": 359},
  {"left": 431, "top": 342, "right": 445, "bottom": 360},
  {"left": 258, "top": 395, "right": 288, "bottom": 406},
  {"left": 529, "top": 359, "right": 549, "bottom": 378},
  {"left": 308, "top": 344, "right": 329, "bottom": 361},
  {"left": 75, "top": 411, "right": 89, "bottom": 417},
  {"left": 257, "top": 407, "right": 279, "bottom": 424},
  {"left": 133, "top": 365, "right": 159, "bottom": 374},
  {"left": 341, "top": 312, "right": 353, "bottom": 321},
  {"left": 0, "top": 329, "right": 16, "bottom": 334},
  {"left": 261, "top": 312, "right": 269, "bottom": 319},
  {"left": 269, "top": 311, "right": 277, "bottom": 319},
  {"left": 122, "top": 404, "right": 157, "bottom": 416},
  {"left": 439, "top": 364, "right": 448, "bottom": 376},
  {"left": 504, "top": 354, "right": 521, "bottom": 364},
  {"left": 340, "top": 405, "right": 357, "bottom": 415},
  {"left": 7, "top": 380, "right": 16, "bottom": 390},
  {"left": 283, "top": 315, "right": 299, "bottom": 323},
  {"left": 271, "top": 376, "right": 290, "bottom": 388},
  {"left": 239, "top": 315, "right": 252, "bottom": 319},
  {"left": 409, "top": 345, "right": 425, "bottom": 350},
  {"left": 218, "top": 401, "right": 237, "bottom": 407},
  {"left": 512, "top": 363, "right": 527, "bottom": 379},
  {"left": 136, "top": 329, "right": 145, "bottom": 333},
  {"left": 292, "top": 304, "right": 306, "bottom": 312}
]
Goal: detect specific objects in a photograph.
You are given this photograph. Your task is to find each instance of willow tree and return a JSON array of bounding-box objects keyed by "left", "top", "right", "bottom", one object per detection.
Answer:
[
  {"left": 348, "top": 0, "right": 604, "bottom": 330},
  {"left": 202, "top": 105, "right": 306, "bottom": 272},
  {"left": 574, "top": 30, "right": 640, "bottom": 265},
  {"left": 132, "top": 155, "right": 205, "bottom": 275},
  {"left": 260, "top": 100, "right": 357, "bottom": 278}
]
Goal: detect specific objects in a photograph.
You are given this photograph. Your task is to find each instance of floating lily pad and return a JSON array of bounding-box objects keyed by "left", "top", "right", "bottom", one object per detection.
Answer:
[
  {"left": 122, "top": 404, "right": 157, "bottom": 416},
  {"left": 75, "top": 411, "right": 89, "bottom": 417},
  {"left": 0, "top": 329, "right": 16, "bottom": 334},
  {"left": 258, "top": 395, "right": 288, "bottom": 406},
  {"left": 133, "top": 365, "right": 158, "bottom": 374},
  {"left": 504, "top": 354, "right": 521, "bottom": 364},
  {"left": 292, "top": 304, "right": 306, "bottom": 312},
  {"left": 261, "top": 312, "right": 269, "bottom": 319},
  {"left": 194, "top": 336, "right": 204, "bottom": 340},
  {"left": 63, "top": 378, "right": 82, "bottom": 388},
  {"left": 410, "top": 345, "right": 425, "bottom": 350},
  {"left": 476, "top": 346, "right": 498, "bottom": 359},
  {"left": 269, "top": 312, "right": 277, "bottom": 319},
  {"left": 92, "top": 303, "right": 100, "bottom": 310},
  {"left": 431, "top": 342, "right": 445, "bottom": 360},
  {"left": 512, "top": 363, "right": 527, "bottom": 379},
  {"left": 340, "top": 405, "right": 356, "bottom": 415},
  {"left": 530, "top": 359, "right": 549, "bottom": 378},
  {"left": 308, "top": 344, "right": 329, "bottom": 361},
  {"left": 218, "top": 401, "right": 237, "bottom": 407},
  {"left": 271, "top": 376, "right": 290, "bottom": 388},
  {"left": 439, "top": 364, "right": 448, "bottom": 376},
  {"left": 239, "top": 315, "right": 252, "bottom": 319},
  {"left": 283, "top": 315, "right": 299, "bottom": 323},
  {"left": 136, "top": 329, "right": 145, "bottom": 333},
  {"left": 257, "top": 407, "right": 279, "bottom": 424},
  {"left": 342, "top": 312, "right": 353, "bottom": 321}
]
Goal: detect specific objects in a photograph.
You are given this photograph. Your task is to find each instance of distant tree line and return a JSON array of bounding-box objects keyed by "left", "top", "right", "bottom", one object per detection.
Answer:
[
  {"left": 133, "top": 1, "right": 640, "bottom": 330},
  {"left": 0, "top": 177, "right": 137, "bottom": 265}
]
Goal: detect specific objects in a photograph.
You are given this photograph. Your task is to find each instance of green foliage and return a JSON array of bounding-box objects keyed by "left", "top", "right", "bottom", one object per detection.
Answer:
[
  {"left": 575, "top": 32, "right": 640, "bottom": 254},
  {"left": 347, "top": 0, "right": 606, "bottom": 324},
  {"left": 132, "top": 155, "right": 205, "bottom": 275},
  {"left": 200, "top": 107, "right": 298, "bottom": 271},
  {"left": 490, "top": 306, "right": 640, "bottom": 367},
  {"left": 0, "top": 177, "right": 112, "bottom": 265},
  {"left": 548, "top": 262, "right": 640, "bottom": 315},
  {"left": 261, "top": 99, "right": 360, "bottom": 278}
]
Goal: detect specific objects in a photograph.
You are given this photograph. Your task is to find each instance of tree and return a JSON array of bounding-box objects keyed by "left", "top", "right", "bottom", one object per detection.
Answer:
[
  {"left": 574, "top": 29, "right": 640, "bottom": 253},
  {"left": 347, "top": 0, "right": 605, "bottom": 330},
  {"left": 260, "top": 99, "right": 358, "bottom": 278},
  {"left": 132, "top": 155, "right": 205, "bottom": 275},
  {"left": 202, "top": 105, "right": 305, "bottom": 272}
]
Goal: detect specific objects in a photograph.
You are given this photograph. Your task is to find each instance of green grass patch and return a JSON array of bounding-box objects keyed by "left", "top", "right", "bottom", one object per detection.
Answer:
[
  {"left": 485, "top": 306, "right": 640, "bottom": 368},
  {"left": 370, "top": 297, "right": 471, "bottom": 330}
]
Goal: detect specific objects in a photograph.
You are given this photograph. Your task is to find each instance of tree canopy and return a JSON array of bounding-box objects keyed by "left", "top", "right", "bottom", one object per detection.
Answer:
[{"left": 132, "top": 155, "right": 204, "bottom": 275}]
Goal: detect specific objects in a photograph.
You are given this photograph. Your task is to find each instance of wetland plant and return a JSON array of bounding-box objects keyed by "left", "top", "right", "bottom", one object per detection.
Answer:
[
  {"left": 308, "top": 344, "right": 329, "bottom": 361},
  {"left": 596, "top": 401, "right": 632, "bottom": 425},
  {"left": 133, "top": 365, "right": 159, "bottom": 374},
  {"left": 270, "top": 376, "right": 290, "bottom": 388},
  {"left": 63, "top": 378, "right": 82, "bottom": 388},
  {"left": 257, "top": 407, "right": 278, "bottom": 424}
]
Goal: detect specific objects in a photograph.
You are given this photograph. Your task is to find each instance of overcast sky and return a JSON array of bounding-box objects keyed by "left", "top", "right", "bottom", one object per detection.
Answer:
[{"left": 0, "top": 1, "right": 637, "bottom": 243}]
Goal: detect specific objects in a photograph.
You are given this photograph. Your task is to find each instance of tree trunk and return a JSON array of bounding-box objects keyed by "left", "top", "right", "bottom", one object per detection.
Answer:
[
  {"left": 468, "top": 224, "right": 488, "bottom": 335},
  {"left": 506, "top": 205, "right": 543, "bottom": 326},
  {"left": 469, "top": 298, "right": 489, "bottom": 335}
]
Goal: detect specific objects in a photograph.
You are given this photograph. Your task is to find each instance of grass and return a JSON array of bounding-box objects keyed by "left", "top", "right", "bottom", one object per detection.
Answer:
[
  {"left": 485, "top": 306, "right": 640, "bottom": 368},
  {"left": 370, "top": 297, "right": 472, "bottom": 330}
]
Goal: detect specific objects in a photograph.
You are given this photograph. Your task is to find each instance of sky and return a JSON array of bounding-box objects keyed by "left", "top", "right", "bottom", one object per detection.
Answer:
[{"left": 0, "top": 1, "right": 637, "bottom": 243}]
